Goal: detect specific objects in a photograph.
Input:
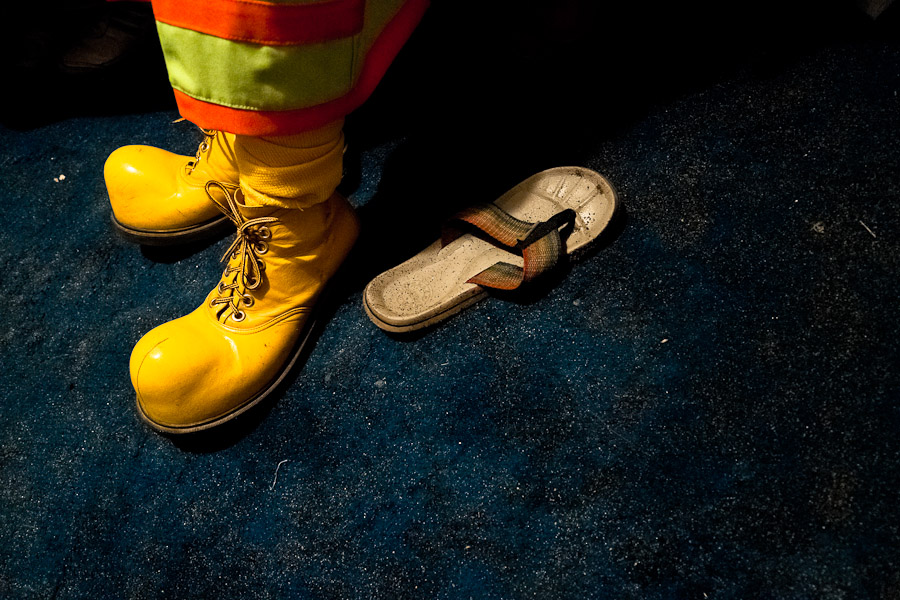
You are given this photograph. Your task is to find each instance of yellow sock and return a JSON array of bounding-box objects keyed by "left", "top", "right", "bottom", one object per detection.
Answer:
[{"left": 234, "top": 119, "right": 345, "bottom": 209}]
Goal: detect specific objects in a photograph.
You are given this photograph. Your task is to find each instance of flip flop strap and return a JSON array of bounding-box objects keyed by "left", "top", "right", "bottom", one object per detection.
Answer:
[{"left": 443, "top": 203, "right": 576, "bottom": 291}]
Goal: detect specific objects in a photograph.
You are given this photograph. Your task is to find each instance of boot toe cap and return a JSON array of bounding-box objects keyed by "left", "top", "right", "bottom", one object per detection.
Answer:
[
  {"left": 106, "top": 146, "right": 221, "bottom": 233},
  {"left": 130, "top": 317, "right": 236, "bottom": 430},
  {"left": 106, "top": 146, "right": 179, "bottom": 228}
]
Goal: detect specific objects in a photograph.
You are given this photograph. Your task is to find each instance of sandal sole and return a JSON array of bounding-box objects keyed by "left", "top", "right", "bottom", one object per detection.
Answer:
[{"left": 363, "top": 167, "right": 620, "bottom": 332}]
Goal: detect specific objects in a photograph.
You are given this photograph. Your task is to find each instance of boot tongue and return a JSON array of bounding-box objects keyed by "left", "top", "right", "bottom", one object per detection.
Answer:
[
  {"left": 207, "top": 186, "right": 278, "bottom": 321},
  {"left": 234, "top": 189, "right": 282, "bottom": 220},
  {"left": 204, "top": 182, "right": 278, "bottom": 223}
]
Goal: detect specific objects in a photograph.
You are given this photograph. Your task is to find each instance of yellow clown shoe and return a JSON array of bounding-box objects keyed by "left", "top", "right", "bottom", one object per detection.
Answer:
[
  {"left": 130, "top": 182, "right": 360, "bottom": 433},
  {"left": 105, "top": 129, "right": 238, "bottom": 245}
]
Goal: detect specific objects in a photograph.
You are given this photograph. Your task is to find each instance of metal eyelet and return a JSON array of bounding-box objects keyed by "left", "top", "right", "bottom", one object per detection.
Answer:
[
  {"left": 231, "top": 310, "right": 246, "bottom": 322},
  {"left": 241, "top": 295, "right": 254, "bottom": 307},
  {"left": 217, "top": 281, "right": 227, "bottom": 293},
  {"left": 254, "top": 241, "right": 269, "bottom": 255},
  {"left": 256, "top": 259, "right": 266, "bottom": 272},
  {"left": 257, "top": 226, "right": 272, "bottom": 241},
  {"left": 199, "top": 141, "right": 210, "bottom": 154}
]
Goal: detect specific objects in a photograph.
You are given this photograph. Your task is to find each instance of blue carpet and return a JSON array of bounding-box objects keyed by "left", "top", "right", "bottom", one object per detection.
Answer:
[{"left": 1, "top": 4, "right": 899, "bottom": 599}]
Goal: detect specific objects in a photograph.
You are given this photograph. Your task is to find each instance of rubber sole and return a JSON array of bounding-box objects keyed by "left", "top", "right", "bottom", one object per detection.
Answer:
[
  {"left": 111, "top": 212, "right": 232, "bottom": 247},
  {"left": 362, "top": 286, "right": 488, "bottom": 334}
]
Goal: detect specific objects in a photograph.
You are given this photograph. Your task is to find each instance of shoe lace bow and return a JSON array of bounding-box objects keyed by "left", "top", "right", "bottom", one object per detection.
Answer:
[{"left": 205, "top": 181, "right": 277, "bottom": 322}]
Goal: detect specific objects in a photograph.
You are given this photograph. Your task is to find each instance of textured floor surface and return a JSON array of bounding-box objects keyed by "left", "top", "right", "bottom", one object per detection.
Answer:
[{"left": 1, "top": 4, "right": 899, "bottom": 599}]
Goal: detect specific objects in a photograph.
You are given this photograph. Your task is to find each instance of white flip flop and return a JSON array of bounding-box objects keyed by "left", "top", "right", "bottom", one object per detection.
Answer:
[{"left": 363, "top": 167, "right": 620, "bottom": 332}]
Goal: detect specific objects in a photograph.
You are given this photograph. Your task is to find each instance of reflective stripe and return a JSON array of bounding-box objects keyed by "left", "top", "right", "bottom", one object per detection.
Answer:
[
  {"left": 162, "top": 0, "right": 429, "bottom": 135},
  {"left": 152, "top": 0, "right": 365, "bottom": 46},
  {"left": 158, "top": 22, "right": 355, "bottom": 110}
]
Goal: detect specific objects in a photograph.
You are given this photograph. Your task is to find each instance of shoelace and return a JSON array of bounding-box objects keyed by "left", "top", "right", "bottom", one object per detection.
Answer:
[
  {"left": 205, "top": 181, "right": 277, "bottom": 323},
  {"left": 187, "top": 128, "right": 217, "bottom": 176}
]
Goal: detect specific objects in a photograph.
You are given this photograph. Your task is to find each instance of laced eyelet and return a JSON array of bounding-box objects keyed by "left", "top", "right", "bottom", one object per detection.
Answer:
[
  {"left": 231, "top": 310, "right": 246, "bottom": 322},
  {"left": 256, "top": 259, "right": 266, "bottom": 272},
  {"left": 217, "top": 281, "right": 227, "bottom": 293},
  {"left": 257, "top": 226, "right": 272, "bottom": 241},
  {"left": 241, "top": 295, "right": 255, "bottom": 307}
]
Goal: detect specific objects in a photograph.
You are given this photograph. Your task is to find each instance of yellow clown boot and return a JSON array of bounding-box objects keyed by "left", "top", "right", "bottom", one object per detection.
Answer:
[
  {"left": 104, "top": 129, "right": 238, "bottom": 245},
  {"left": 129, "top": 181, "right": 359, "bottom": 432}
]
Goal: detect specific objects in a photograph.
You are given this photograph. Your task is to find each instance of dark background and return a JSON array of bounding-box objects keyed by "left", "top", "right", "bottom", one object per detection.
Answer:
[{"left": 1, "top": 1, "right": 898, "bottom": 598}]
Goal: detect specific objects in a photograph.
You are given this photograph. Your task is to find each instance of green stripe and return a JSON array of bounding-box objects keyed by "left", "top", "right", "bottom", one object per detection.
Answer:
[
  {"left": 156, "top": 0, "right": 407, "bottom": 113},
  {"left": 156, "top": 22, "right": 355, "bottom": 111}
]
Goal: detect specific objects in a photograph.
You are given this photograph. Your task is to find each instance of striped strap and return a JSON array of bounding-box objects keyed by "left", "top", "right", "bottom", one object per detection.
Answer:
[{"left": 443, "top": 204, "right": 576, "bottom": 291}]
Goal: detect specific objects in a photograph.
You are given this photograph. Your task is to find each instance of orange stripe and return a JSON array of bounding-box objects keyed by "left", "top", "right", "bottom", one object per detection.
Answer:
[
  {"left": 171, "top": 0, "right": 429, "bottom": 135},
  {"left": 152, "top": 0, "right": 365, "bottom": 46}
]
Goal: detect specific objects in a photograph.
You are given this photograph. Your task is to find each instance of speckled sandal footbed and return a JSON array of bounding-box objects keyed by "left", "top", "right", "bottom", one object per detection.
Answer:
[{"left": 363, "top": 167, "right": 619, "bottom": 332}]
